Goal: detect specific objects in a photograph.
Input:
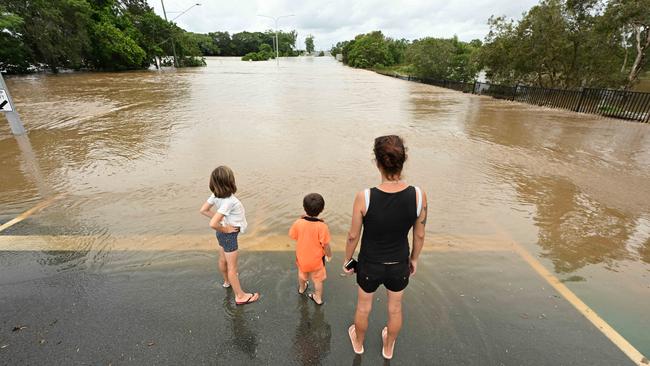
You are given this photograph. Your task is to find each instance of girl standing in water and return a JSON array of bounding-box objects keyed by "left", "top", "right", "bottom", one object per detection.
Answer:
[
  {"left": 200, "top": 166, "right": 260, "bottom": 305},
  {"left": 343, "top": 135, "right": 427, "bottom": 360}
]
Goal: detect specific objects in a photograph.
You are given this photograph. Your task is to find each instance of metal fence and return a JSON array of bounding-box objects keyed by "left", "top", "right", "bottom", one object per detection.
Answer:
[{"left": 379, "top": 71, "right": 650, "bottom": 123}]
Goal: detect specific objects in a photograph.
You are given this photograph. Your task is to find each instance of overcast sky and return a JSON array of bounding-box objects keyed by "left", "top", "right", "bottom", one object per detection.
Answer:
[{"left": 150, "top": 0, "right": 539, "bottom": 51}]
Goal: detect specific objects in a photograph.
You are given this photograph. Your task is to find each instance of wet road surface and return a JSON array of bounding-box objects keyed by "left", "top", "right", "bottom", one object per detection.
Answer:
[{"left": 0, "top": 251, "right": 637, "bottom": 365}]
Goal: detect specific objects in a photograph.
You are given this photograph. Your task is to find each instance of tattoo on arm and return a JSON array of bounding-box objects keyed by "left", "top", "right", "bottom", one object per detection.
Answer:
[{"left": 420, "top": 205, "right": 427, "bottom": 225}]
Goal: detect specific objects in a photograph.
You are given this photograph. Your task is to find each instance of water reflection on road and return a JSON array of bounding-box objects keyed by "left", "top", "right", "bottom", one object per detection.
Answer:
[{"left": 293, "top": 299, "right": 331, "bottom": 365}]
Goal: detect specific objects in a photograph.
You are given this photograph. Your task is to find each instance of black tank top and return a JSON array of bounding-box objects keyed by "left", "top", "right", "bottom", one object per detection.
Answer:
[{"left": 360, "top": 186, "right": 418, "bottom": 263}]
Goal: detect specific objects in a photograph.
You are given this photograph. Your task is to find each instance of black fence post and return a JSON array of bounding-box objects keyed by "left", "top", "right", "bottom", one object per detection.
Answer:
[
  {"left": 575, "top": 88, "right": 587, "bottom": 112},
  {"left": 512, "top": 83, "right": 519, "bottom": 101}
]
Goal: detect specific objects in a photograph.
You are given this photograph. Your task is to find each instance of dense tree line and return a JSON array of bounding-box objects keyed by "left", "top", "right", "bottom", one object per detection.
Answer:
[
  {"left": 203, "top": 30, "right": 298, "bottom": 57},
  {"left": 481, "top": 0, "right": 649, "bottom": 89},
  {"left": 331, "top": 31, "right": 481, "bottom": 82},
  {"left": 331, "top": 0, "right": 648, "bottom": 90},
  {"left": 0, "top": 0, "right": 205, "bottom": 74}
]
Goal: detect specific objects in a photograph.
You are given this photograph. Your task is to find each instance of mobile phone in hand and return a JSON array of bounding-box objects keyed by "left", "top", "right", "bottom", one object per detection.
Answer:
[{"left": 344, "top": 258, "right": 358, "bottom": 272}]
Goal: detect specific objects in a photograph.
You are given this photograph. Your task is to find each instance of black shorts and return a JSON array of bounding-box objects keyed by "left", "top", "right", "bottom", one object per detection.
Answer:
[{"left": 356, "top": 259, "right": 410, "bottom": 293}]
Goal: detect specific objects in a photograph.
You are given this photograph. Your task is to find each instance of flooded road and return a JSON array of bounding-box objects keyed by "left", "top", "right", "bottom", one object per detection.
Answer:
[{"left": 1, "top": 57, "right": 649, "bottom": 362}]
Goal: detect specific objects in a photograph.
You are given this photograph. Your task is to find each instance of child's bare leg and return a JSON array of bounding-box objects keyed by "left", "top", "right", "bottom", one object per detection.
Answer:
[
  {"left": 218, "top": 246, "right": 229, "bottom": 286},
  {"left": 223, "top": 250, "right": 255, "bottom": 302},
  {"left": 312, "top": 280, "right": 324, "bottom": 303},
  {"left": 298, "top": 272, "right": 308, "bottom": 293}
]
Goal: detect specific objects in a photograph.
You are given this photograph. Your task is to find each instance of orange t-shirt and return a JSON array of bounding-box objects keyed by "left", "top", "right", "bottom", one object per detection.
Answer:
[{"left": 289, "top": 218, "right": 331, "bottom": 273}]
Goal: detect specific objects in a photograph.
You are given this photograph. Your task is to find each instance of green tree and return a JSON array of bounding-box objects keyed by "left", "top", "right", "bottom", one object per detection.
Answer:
[
  {"left": 480, "top": 0, "right": 628, "bottom": 88},
  {"left": 209, "top": 31, "right": 233, "bottom": 55},
  {"left": 346, "top": 31, "right": 394, "bottom": 68},
  {"left": 405, "top": 37, "right": 456, "bottom": 79},
  {"left": 276, "top": 30, "right": 298, "bottom": 56},
  {"left": 604, "top": 0, "right": 650, "bottom": 88},
  {"left": 88, "top": 17, "right": 146, "bottom": 70},
  {"left": 387, "top": 38, "right": 409, "bottom": 65},
  {"left": 187, "top": 32, "right": 220, "bottom": 56},
  {"left": 1, "top": 0, "right": 206, "bottom": 73},
  {"left": 0, "top": 6, "right": 30, "bottom": 73},
  {"left": 171, "top": 27, "right": 206, "bottom": 66},
  {"left": 305, "top": 35, "right": 315, "bottom": 54},
  {"left": 4, "top": 0, "right": 92, "bottom": 72},
  {"left": 123, "top": 3, "right": 173, "bottom": 66},
  {"left": 231, "top": 31, "right": 265, "bottom": 55},
  {"left": 449, "top": 37, "right": 482, "bottom": 81}
]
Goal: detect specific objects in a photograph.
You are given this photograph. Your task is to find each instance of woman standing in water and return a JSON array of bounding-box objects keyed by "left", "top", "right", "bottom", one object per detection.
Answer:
[{"left": 343, "top": 135, "right": 427, "bottom": 360}]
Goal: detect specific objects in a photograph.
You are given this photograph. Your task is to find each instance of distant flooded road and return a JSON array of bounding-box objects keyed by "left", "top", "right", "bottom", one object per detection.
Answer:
[{"left": 1, "top": 57, "right": 649, "bottom": 359}]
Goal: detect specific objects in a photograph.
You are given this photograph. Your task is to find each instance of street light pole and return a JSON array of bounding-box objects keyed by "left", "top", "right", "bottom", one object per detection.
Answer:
[
  {"left": 161, "top": 2, "right": 202, "bottom": 68},
  {"left": 257, "top": 14, "right": 294, "bottom": 67},
  {"left": 160, "top": 0, "right": 178, "bottom": 67},
  {"left": 275, "top": 19, "right": 279, "bottom": 65},
  {"left": 171, "top": 3, "right": 201, "bottom": 21},
  {"left": 160, "top": 0, "right": 178, "bottom": 68}
]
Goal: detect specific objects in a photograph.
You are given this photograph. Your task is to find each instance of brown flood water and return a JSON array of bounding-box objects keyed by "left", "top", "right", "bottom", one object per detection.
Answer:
[{"left": 1, "top": 57, "right": 650, "bottom": 355}]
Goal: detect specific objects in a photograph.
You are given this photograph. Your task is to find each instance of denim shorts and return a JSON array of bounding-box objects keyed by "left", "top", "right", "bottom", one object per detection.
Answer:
[{"left": 215, "top": 231, "right": 239, "bottom": 253}]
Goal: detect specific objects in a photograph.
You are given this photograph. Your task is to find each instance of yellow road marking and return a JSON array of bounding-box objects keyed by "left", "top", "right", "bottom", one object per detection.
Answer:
[
  {"left": 512, "top": 244, "right": 648, "bottom": 365},
  {"left": 0, "top": 195, "right": 61, "bottom": 233},
  {"left": 488, "top": 221, "right": 649, "bottom": 366}
]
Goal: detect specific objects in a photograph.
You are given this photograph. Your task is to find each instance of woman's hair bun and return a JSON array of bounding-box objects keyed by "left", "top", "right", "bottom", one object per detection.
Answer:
[{"left": 373, "top": 135, "right": 407, "bottom": 177}]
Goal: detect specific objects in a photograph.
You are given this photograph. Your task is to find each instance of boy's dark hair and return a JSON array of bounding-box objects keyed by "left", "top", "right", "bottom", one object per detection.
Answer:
[
  {"left": 209, "top": 166, "right": 237, "bottom": 198},
  {"left": 303, "top": 193, "right": 325, "bottom": 217}
]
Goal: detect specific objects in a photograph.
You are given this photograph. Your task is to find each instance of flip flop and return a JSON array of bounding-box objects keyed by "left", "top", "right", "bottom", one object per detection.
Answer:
[
  {"left": 298, "top": 281, "right": 309, "bottom": 295},
  {"left": 308, "top": 293, "right": 323, "bottom": 305},
  {"left": 235, "top": 292, "right": 260, "bottom": 305},
  {"left": 348, "top": 324, "right": 364, "bottom": 355},
  {"left": 222, "top": 282, "right": 231, "bottom": 288},
  {"left": 381, "top": 326, "right": 395, "bottom": 360}
]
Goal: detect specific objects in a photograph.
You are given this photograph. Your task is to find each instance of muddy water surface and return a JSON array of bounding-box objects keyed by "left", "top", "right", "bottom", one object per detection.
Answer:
[{"left": 1, "top": 57, "right": 649, "bottom": 357}]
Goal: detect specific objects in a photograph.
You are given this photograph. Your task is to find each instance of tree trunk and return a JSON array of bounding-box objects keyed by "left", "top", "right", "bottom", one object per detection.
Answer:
[
  {"left": 621, "top": 31, "right": 628, "bottom": 73},
  {"left": 626, "top": 24, "right": 650, "bottom": 90}
]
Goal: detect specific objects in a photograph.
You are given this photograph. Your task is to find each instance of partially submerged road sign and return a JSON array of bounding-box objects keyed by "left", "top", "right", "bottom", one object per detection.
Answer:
[{"left": 0, "top": 89, "right": 14, "bottom": 112}]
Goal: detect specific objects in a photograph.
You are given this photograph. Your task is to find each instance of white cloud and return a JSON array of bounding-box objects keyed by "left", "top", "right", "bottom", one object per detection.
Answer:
[{"left": 150, "top": 0, "right": 538, "bottom": 50}]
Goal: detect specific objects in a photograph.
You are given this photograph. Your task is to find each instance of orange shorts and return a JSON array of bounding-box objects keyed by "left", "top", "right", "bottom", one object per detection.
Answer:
[{"left": 298, "top": 266, "right": 327, "bottom": 282}]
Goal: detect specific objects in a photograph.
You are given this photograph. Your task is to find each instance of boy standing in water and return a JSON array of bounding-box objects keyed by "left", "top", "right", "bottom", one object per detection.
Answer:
[{"left": 289, "top": 193, "right": 332, "bottom": 305}]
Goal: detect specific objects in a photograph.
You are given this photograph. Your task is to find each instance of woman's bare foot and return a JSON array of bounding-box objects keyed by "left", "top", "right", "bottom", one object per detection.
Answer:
[{"left": 348, "top": 325, "right": 364, "bottom": 354}]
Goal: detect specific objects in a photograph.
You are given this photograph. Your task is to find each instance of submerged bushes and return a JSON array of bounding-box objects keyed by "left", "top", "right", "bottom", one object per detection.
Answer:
[{"left": 241, "top": 44, "right": 276, "bottom": 61}]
